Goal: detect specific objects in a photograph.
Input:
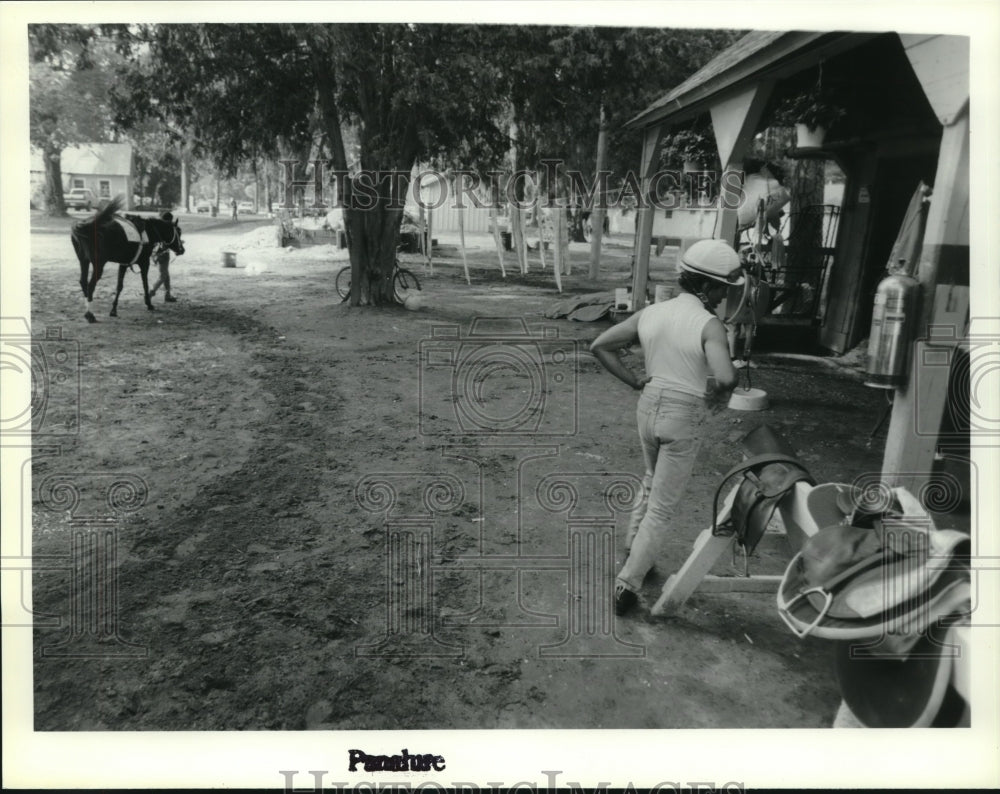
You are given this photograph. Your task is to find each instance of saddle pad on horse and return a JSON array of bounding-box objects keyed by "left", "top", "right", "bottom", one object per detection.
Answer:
[{"left": 112, "top": 216, "right": 149, "bottom": 265}]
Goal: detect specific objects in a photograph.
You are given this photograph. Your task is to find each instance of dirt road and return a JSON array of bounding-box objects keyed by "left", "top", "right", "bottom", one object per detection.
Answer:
[{"left": 28, "top": 215, "right": 889, "bottom": 730}]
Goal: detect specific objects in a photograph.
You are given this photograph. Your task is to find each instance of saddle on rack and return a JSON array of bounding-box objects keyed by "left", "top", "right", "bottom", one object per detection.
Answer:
[
  {"left": 776, "top": 485, "right": 971, "bottom": 728},
  {"left": 711, "top": 425, "right": 815, "bottom": 556}
]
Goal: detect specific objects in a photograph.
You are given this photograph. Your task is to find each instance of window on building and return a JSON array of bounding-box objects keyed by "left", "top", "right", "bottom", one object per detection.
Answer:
[
  {"left": 99, "top": 180, "right": 111, "bottom": 198},
  {"left": 72, "top": 178, "right": 84, "bottom": 189}
]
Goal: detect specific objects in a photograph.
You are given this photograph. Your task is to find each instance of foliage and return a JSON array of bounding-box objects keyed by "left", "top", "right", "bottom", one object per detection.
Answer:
[
  {"left": 28, "top": 24, "right": 124, "bottom": 214},
  {"left": 773, "top": 85, "right": 846, "bottom": 132},
  {"left": 662, "top": 125, "right": 718, "bottom": 167},
  {"left": 508, "top": 27, "right": 741, "bottom": 181},
  {"left": 108, "top": 23, "right": 742, "bottom": 304}
]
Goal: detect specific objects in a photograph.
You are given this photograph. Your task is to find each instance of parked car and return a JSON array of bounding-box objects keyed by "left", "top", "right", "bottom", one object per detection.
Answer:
[
  {"left": 65, "top": 188, "right": 97, "bottom": 211},
  {"left": 195, "top": 200, "right": 212, "bottom": 214},
  {"left": 237, "top": 200, "right": 254, "bottom": 214}
]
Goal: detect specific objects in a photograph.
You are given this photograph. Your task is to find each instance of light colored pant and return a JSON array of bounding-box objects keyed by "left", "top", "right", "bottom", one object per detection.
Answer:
[{"left": 618, "top": 386, "right": 705, "bottom": 593}]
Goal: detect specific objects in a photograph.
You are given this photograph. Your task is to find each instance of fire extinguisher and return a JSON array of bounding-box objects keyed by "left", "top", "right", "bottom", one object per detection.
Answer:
[{"left": 865, "top": 273, "right": 920, "bottom": 388}]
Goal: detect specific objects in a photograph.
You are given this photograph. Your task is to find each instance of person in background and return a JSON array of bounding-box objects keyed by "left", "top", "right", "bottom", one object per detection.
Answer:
[
  {"left": 589, "top": 238, "right": 741, "bottom": 616},
  {"left": 231, "top": 197, "right": 238, "bottom": 222}
]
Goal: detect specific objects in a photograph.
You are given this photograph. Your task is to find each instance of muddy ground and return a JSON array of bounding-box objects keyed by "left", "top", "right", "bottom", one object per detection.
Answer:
[{"left": 27, "top": 211, "right": 898, "bottom": 731}]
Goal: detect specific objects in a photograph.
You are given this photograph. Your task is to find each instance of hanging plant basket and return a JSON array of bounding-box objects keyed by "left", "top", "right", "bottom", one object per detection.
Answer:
[
  {"left": 795, "top": 123, "right": 827, "bottom": 149},
  {"left": 664, "top": 127, "right": 716, "bottom": 171},
  {"left": 774, "top": 73, "right": 846, "bottom": 147}
]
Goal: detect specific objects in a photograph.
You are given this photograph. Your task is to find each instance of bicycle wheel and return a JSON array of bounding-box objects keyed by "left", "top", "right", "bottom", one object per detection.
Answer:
[
  {"left": 335, "top": 265, "right": 352, "bottom": 300},
  {"left": 393, "top": 267, "right": 421, "bottom": 303}
]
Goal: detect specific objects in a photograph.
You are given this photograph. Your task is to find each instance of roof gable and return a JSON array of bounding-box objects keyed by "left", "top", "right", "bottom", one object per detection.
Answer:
[
  {"left": 61, "top": 143, "right": 133, "bottom": 176},
  {"left": 626, "top": 30, "right": 860, "bottom": 129}
]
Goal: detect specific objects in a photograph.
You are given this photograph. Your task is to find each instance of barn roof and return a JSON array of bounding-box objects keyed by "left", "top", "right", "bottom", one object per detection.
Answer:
[{"left": 625, "top": 30, "right": 869, "bottom": 130}]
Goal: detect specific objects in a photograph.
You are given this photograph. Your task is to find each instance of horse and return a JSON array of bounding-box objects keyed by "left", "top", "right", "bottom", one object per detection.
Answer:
[{"left": 70, "top": 195, "right": 185, "bottom": 323}]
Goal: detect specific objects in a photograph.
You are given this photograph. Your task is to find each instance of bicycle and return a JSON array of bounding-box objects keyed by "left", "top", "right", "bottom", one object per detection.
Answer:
[{"left": 335, "top": 259, "right": 422, "bottom": 303}]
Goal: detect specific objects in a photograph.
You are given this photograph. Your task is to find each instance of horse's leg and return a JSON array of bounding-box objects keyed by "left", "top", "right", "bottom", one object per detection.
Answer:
[
  {"left": 140, "top": 263, "right": 155, "bottom": 311},
  {"left": 111, "top": 264, "right": 126, "bottom": 317},
  {"left": 86, "top": 262, "right": 104, "bottom": 324},
  {"left": 73, "top": 238, "right": 97, "bottom": 323}
]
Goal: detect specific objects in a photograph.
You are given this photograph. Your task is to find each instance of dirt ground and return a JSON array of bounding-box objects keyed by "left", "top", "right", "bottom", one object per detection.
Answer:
[{"left": 27, "top": 211, "right": 896, "bottom": 731}]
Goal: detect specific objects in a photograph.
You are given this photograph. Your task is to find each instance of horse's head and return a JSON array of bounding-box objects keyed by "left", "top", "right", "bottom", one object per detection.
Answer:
[{"left": 160, "top": 211, "right": 185, "bottom": 256}]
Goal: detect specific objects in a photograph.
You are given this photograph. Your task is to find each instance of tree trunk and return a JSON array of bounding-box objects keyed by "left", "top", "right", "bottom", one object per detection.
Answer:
[
  {"left": 488, "top": 187, "right": 506, "bottom": 278},
  {"left": 589, "top": 103, "right": 609, "bottom": 279},
  {"left": 43, "top": 147, "right": 66, "bottom": 216},
  {"left": 311, "top": 41, "right": 418, "bottom": 307}
]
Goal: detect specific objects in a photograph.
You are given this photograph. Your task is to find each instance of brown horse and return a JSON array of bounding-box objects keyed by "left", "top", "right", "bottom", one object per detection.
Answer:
[{"left": 70, "top": 196, "right": 185, "bottom": 323}]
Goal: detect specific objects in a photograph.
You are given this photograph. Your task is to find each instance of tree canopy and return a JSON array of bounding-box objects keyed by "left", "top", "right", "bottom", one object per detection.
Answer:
[{"left": 72, "top": 23, "right": 739, "bottom": 303}]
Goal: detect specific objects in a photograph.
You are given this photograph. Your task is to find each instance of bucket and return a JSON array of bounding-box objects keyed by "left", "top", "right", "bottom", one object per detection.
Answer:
[
  {"left": 614, "top": 288, "right": 632, "bottom": 312},
  {"left": 222, "top": 251, "right": 237, "bottom": 268},
  {"left": 654, "top": 284, "right": 673, "bottom": 303},
  {"left": 728, "top": 387, "right": 769, "bottom": 412}
]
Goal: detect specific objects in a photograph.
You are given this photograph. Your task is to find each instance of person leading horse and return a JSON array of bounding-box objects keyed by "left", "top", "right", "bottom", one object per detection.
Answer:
[{"left": 70, "top": 195, "right": 185, "bottom": 323}]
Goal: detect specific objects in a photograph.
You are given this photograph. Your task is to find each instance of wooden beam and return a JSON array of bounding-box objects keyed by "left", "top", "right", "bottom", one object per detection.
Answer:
[
  {"left": 899, "top": 34, "right": 970, "bottom": 126},
  {"left": 881, "top": 110, "right": 970, "bottom": 492},
  {"left": 710, "top": 82, "right": 774, "bottom": 247},
  {"left": 630, "top": 124, "right": 664, "bottom": 310}
]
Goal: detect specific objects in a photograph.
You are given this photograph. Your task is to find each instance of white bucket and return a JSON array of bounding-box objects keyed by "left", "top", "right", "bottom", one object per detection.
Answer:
[
  {"left": 728, "top": 387, "right": 769, "bottom": 411},
  {"left": 614, "top": 288, "right": 632, "bottom": 312}
]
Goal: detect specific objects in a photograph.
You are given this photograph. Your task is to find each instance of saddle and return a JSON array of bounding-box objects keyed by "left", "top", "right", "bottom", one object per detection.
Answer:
[
  {"left": 711, "top": 425, "right": 814, "bottom": 558},
  {"left": 776, "top": 485, "right": 971, "bottom": 728}
]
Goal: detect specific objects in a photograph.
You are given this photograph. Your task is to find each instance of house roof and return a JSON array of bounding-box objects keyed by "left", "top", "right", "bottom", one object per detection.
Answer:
[
  {"left": 625, "top": 30, "right": 871, "bottom": 130},
  {"left": 30, "top": 143, "right": 133, "bottom": 176}
]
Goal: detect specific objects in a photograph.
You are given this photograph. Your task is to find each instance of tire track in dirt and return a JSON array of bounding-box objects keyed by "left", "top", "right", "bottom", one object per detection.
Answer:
[{"left": 32, "top": 303, "right": 381, "bottom": 729}]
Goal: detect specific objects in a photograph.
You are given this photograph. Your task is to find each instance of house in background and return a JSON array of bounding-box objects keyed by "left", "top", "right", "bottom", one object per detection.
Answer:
[{"left": 30, "top": 142, "right": 135, "bottom": 209}]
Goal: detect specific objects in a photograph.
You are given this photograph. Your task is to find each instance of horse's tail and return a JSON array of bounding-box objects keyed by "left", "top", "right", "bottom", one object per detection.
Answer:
[{"left": 71, "top": 195, "right": 125, "bottom": 237}]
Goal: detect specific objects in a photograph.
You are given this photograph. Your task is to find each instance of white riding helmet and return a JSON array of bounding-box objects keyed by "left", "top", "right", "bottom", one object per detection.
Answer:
[{"left": 677, "top": 239, "right": 745, "bottom": 285}]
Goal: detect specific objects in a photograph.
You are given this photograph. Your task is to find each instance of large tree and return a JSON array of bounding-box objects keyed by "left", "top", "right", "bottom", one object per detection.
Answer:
[
  {"left": 29, "top": 24, "right": 123, "bottom": 215},
  {"left": 112, "top": 23, "right": 510, "bottom": 305},
  {"left": 507, "top": 27, "right": 743, "bottom": 273}
]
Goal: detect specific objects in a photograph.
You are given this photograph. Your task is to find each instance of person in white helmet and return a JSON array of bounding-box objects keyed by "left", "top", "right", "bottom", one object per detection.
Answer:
[{"left": 590, "top": 238, "right": 742, "bottom": 615}]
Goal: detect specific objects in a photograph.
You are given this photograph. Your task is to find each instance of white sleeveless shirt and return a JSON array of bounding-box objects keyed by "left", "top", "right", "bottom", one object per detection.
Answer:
[{"left": 636, "top": 292, "right": 714, "bottom": 397}]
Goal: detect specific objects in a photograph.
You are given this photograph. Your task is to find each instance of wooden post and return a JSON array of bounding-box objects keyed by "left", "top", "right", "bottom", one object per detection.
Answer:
[
  {"left": 456, "top": 180, "right": 471, "bottom": 285},
  {"left": 426, "top": 207, "right": 434, "bottom": 275},
  {"left": 881, "top": 110, "right": 970, "bottom": 493},
  {"left": 551, "top": 205, "right": 563, "bottom": 293},
  {"left": 589, "top": 103, "right": 609, "bottom": 280},
  {"left": 631, "top": 124, "right": 664, "bottom": 311},
  {"left": 559, "top": 203, "right": 570, "bottom": 276},
  {"left": 537, "top": 210, "right": 548, "bottom": 270},
  {"left": 488, "top": 196, "right": 507, "bottom": 278}
]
